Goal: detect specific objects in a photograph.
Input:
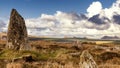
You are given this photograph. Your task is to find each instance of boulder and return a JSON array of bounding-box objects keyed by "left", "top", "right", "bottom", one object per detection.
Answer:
[{"left": 6, "top": 9, "right": 30, "bottom": 50}]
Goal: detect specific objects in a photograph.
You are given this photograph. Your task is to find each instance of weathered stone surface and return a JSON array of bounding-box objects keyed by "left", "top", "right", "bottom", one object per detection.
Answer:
[
  {"left": 79, "top": 50, "right": 97, "bottom": 68},
  {"left": 6, "top": 9, "right": 30, "bottom": 50}
]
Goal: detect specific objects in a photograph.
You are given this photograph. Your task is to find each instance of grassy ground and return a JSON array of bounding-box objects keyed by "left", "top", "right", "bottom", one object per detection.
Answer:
[{"left": 0, "top": 39, "right": 120, "bottom": 68}]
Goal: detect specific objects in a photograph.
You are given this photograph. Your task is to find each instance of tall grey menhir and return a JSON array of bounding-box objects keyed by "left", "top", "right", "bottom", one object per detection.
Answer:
[{"left": 7, "top": 9, "right": 30, "bottom": 50}]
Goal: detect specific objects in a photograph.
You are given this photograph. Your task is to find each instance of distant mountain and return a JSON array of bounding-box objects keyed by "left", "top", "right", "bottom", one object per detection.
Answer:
[{"left": 101, "top": 36, "right": 120, "bottom": 40}]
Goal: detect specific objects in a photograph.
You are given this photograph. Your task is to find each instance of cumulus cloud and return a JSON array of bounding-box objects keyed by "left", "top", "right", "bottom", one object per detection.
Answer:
[
  {"left": 103, "top": 0, "right": 120, "bottom": 19},
  {"left": 24, "top": 11, "right": 113, "bottom": 38},
  {"left": 0, "top": 19, "right": 7, "bottom": 32},
  {"left": 87, "top": 0, "right": 120, "bottom": 19},
  {"left": 113, "top": 14, "right": 120, "bottom": 24},
  {"left": 24, "top": 0, "right": 120, "bottom": 38},
  {"left": 87, "top": 1, "right": 102, "bottom": 17},
  {"left": 25, "top": 11, "right": 87, "bottom": 37},
  {"left": 1, "top": 0, "right": 120, "bottom": 39}
]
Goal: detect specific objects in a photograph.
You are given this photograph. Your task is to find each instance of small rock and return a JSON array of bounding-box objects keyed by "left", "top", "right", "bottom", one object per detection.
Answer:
[
  {"left": 12, "top": 55, "right": 34, "bottom": 62},
  {"left": 22, "top": 55, "right": 34, "bottom": 62}
]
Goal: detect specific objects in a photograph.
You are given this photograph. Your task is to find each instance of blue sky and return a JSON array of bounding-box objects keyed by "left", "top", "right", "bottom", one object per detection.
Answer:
[
  {"left": 0, "top": 0, "right": 115, "bottom": 18},
  {"left": 1, "top": 0, "right": 120, "bottom": 38}
]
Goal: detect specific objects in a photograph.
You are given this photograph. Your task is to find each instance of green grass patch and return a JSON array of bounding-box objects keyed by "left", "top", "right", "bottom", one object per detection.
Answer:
[{"left": 0, "top": 49, "right": 62, "bottom": 61}]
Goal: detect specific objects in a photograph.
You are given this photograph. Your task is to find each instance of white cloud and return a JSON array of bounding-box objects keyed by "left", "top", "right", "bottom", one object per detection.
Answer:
[
  {"left": 86, "top": 0, "right": 120, "bottom": 19},
  {"left": 24, "top": 11, "right": 113, "bottom": 38},
  {"left": 25, "top": 11, "right": 81, "bottom": 37},
  {"left": 1, "top": 0, "right": 120, "bottom": 39},
  {"left": 25, "top": 0, "right": 120, "bottom": 38},
  {"left": 87, "top": 1, "right": 102, "bottom": 17},
  {"left": 0, "top": 19, "right": 7, "bottom": 32},
  {"left": 103, "top": 0, "right": 120, "bottom": 19}
]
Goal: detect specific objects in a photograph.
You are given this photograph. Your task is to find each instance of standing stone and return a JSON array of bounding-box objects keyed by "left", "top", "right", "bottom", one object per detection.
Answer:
[
  {"left": 6, "top": 9, "right": 30, "bottom": 50},
  {"left": 79, "top": 50, "right": 97, "bottom": 68}
]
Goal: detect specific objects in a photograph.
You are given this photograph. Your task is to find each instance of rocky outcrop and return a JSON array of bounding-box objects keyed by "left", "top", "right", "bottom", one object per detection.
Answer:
[
  {"left": 6, "top": 9, "right": 30, "bottom": 50},
  {"left": 79, "top": 50, "right": 97, "bottom": 68}
]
